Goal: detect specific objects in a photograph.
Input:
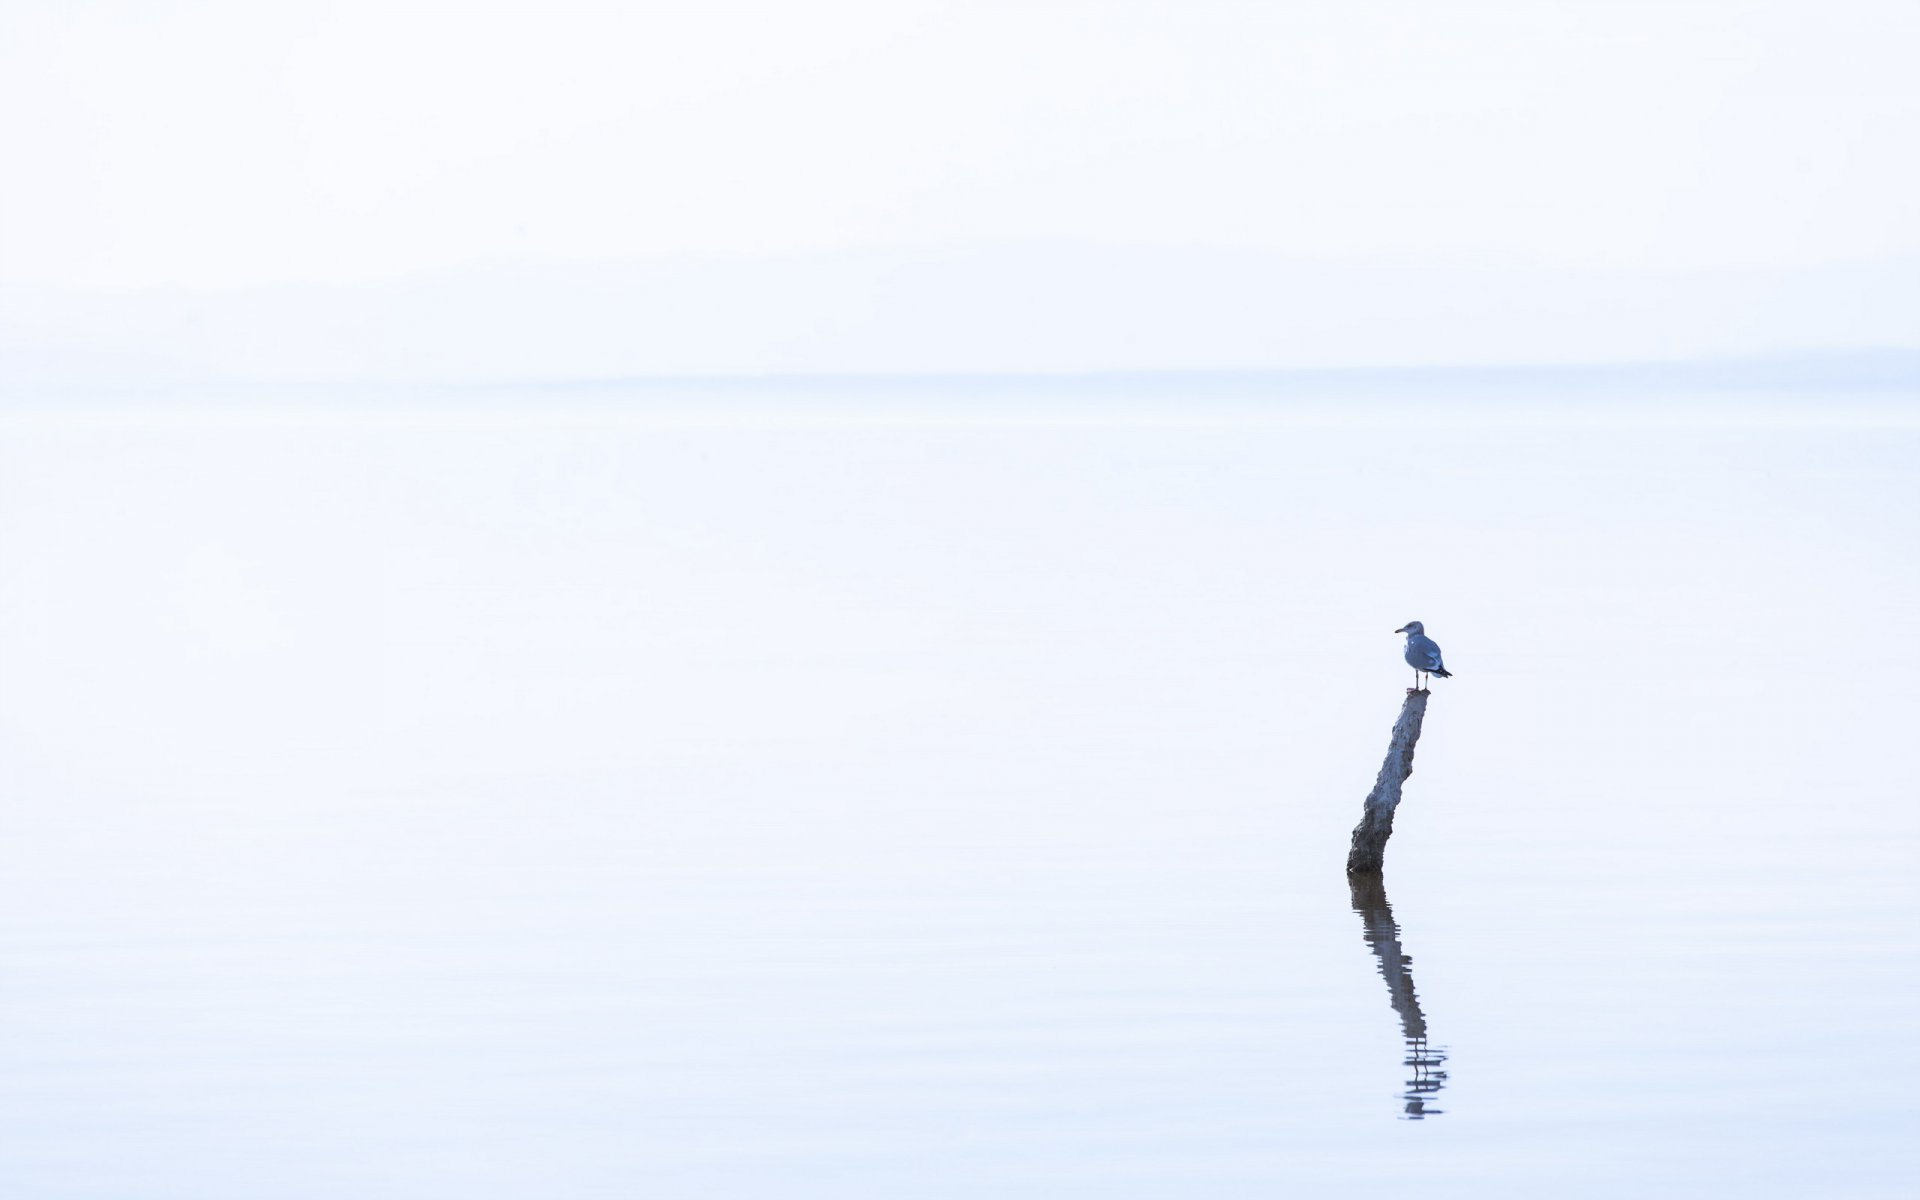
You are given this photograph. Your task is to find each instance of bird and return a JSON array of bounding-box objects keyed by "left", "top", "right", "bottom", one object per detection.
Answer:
[{"left": 1394, "top": 621, "right": 1452, "bottom": 691}]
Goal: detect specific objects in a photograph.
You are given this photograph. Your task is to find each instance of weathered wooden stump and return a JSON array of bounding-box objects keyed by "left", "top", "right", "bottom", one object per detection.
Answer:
[{"left": 1345, "top": 688, "right": 1429, "bottom": 876}]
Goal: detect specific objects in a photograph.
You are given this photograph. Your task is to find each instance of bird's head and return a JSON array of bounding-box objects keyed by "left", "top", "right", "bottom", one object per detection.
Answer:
[{"left": 1395, "top": 621, "right": 1424, "bottom": 635}]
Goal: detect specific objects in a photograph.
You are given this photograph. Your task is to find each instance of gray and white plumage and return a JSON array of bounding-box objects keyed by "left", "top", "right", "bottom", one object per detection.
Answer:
[{"left": 1394, "top": 621, "right": 1452, "bottom": 679}]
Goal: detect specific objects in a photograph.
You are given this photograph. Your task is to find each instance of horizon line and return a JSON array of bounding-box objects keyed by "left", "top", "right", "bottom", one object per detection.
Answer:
[{"left": 6, "top": 346, "right": 1920, "bottom": 399}]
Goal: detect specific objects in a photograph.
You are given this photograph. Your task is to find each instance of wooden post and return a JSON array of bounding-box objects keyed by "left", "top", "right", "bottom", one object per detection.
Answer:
[{"left": 1345, "top": 689, "right": 1429, "bottom": 876}]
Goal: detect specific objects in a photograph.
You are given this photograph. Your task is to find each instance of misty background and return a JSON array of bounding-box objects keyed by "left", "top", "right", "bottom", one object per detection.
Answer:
[
  {"left": 5, "top": 0, "right": 1919, "bottom": 385},
  {"left": 3, "top": 4, "right": 1919, "bottom": 1199}
]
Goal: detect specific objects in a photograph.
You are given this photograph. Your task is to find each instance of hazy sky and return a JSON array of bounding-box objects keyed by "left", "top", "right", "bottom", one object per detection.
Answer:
[{"left": 4, "top": 0, "right": 1919, "bottom": 376}]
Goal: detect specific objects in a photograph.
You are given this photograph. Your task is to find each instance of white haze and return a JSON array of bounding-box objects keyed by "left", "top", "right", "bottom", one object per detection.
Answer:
[
  {"left": 2, "top": 5, "right": 1918, "bottom": 1194},
  {"left": 4, "top": 0, "right": 1920, "bottom": 380}
]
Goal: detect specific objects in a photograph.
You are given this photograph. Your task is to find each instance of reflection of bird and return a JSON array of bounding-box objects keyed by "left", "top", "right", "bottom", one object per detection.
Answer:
[{"left": 1394, "top": 621, "right": 1451, "bottom": 691}]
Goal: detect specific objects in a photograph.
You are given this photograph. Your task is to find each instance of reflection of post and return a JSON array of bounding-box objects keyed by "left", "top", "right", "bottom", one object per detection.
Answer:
[
  {"left": 1349, "top": 873, "right": 1449, "bottom": 1119},
  {"left": 1347, "top": 690, "right": 1428, "bottom": 875}
]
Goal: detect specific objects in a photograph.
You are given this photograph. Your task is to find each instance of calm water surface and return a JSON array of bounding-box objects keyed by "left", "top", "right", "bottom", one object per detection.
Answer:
[{"left": 0, "top": 386, "right": 1915, "bottom": 1197}]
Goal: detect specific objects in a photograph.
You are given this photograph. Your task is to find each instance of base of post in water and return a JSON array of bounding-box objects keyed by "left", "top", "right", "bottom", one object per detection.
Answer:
[{"left": 1346, "top": 688, "right": 1430, "bottom": 876}]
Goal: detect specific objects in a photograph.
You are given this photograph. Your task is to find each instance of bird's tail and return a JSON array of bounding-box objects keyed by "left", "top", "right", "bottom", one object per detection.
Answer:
[{"left": 1431, "top": 667, "right": 1452, "bottom": 678}]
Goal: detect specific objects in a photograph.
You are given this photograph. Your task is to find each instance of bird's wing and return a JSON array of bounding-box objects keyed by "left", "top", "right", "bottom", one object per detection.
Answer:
[{"left": 1410, "top": 635, "right": 1445, "bottom": 670}]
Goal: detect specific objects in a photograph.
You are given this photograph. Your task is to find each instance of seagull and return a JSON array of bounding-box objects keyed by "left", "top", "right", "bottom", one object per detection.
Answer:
[{"left": 1394, "top": 621, "right": 1452, "bottom": 691}]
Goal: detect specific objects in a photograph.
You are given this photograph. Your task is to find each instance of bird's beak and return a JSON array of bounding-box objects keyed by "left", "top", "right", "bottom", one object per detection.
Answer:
[{"left": 1393, "top": 626, "right": 1407, "bottom": 633}]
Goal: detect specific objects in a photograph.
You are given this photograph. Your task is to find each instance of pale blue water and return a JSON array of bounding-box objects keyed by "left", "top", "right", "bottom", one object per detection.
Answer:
[{"left": 0, "top": 385, "right": 1914, "bottom": 1197}]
